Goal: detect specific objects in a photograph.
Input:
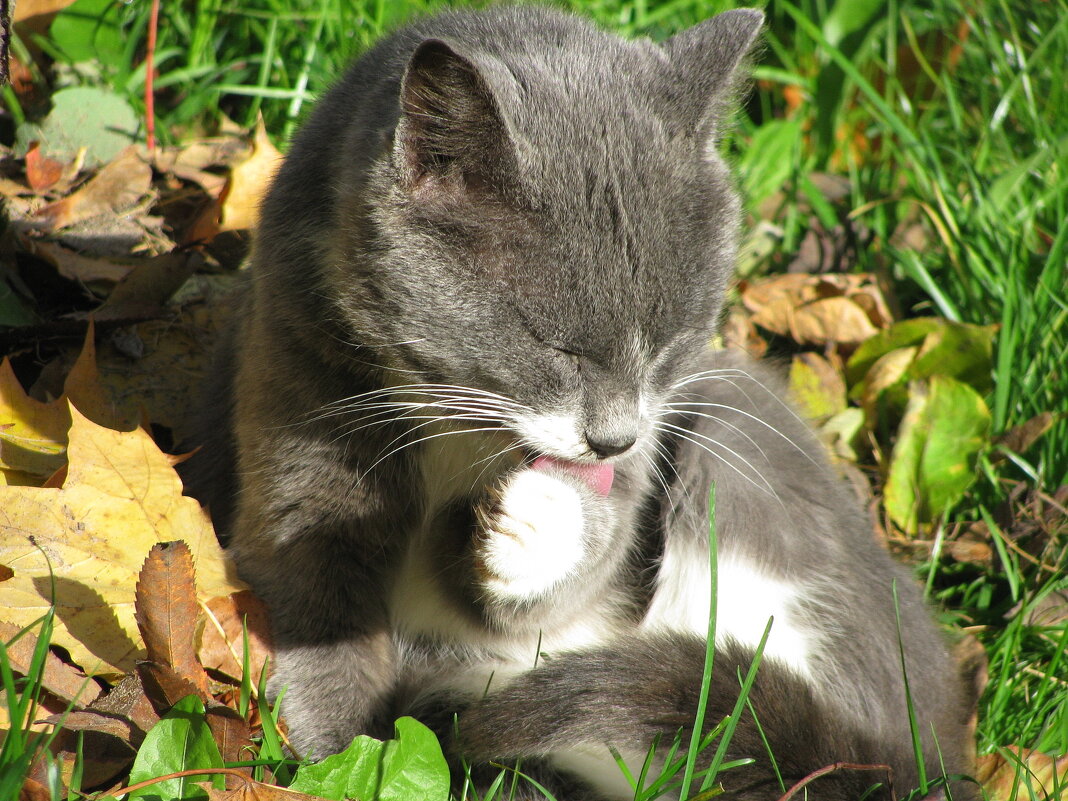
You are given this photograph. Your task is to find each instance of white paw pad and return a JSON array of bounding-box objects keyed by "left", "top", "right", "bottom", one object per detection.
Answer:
[{"left": 477, "top": 469, "right": 585, "bottom": 600}]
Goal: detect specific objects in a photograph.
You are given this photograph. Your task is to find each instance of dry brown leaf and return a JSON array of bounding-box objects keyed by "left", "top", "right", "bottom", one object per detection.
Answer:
[
  {"left": 17, "top": 777, "right": 51, "bottom": 801},
  {"left": 0, "top": 564, "right": 12, "bottom": 581},
  {"left": 0, "top": 620, "right": 101, "bottom": 706},
  {"left": 17, "top": 235, "right": 134, "bottom": 283},
  {"left": 995, "top": 412, "right": 1057, "bottom": 458},
  {"left": 202, "top": 777, "right": 329, "bottom": 801},
  {"left": 35, "top": 147, "right": 153, "bottom": 232},
  {"left": 66, "top": 671, "right": 159, "bottom": 744},
  {"left": 12, "top": 0, "right": 79, "bottom": 23},
  {"left": 742, "top": 273, "right": 893, "bottom": 349},
  {"left": 0, "top": 404, "right": 246, "bottom": 677},
  {"left": 137, "top": 660, "right": 209, "bottom": 715},
  {"left": 206, "top": 703, "right": 255, "bottom": 767},
  {"left": 98, "top": 251, "right": 203, "bottom": 318},
  {"left": 44, "top": 672, "right": 158, "bottom": 786},
  {"left": 135, "top": 541, "right": 213, "bottom": 695},
  {"left": 26, "top": 142, "right": 64, "bottom": 193},
  {"left": 976, "top": 747, "right": 1068, "bottom": 801},
  {"left": 219, "top": 119, "right": 282, "bottom": 232},
  {"left": 199, "top": 590, "right": 273, "bottom": 685},
  {"left": 944, "top": 536, "right": 994, "bottom": 566}
]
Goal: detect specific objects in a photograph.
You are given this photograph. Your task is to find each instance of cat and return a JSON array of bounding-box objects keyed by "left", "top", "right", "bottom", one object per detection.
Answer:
[{"left": 182, "top": 5, "right": 976, "bottom": 799}]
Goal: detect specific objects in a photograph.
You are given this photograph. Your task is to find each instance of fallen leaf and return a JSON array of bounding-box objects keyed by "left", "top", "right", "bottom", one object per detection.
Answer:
[
  {"left": 13, "top": 0, "right": 80, "bottom": 24},
  {"left": 884, "top": 376, "right": 991, "bottom": 533},
  {"left": 0, "top": 620, "right": 102, "bottom": 706},
  {"left": 0, "top": 357, "right": 70, "bottom": 481},
  {"left": 0, "top": 564, "right": 12, "bottom": 581},
  {"left": 944, "top": 536, "right": 994, "bottom": 566},
  {"left": 203, "top": 778, "right": 330, "bottom": 800},
  {"left": 0, "top": 404, "right": 246, "bottom": 677},
  {"left": 35, "top": 147, "right": 152, "bottom": 231},
  {"left": 62, "top": 321, "right": 142, "bottom": 431},
  {"left": 25, "top": 142, "right": 65, "bottom": 193},
  {"left": 977, "top": 747, "right": 1068, "bottom": 801},
  {"left": 995, "top": 412, "right": 1056, "bottom": 459},
  {"left": 219, "top": 119, "right": 282, "bottom": 232},
  {"left": 199, "top": 590, "right": 273, "bottom": 685},
  {"left": 788, "top": 352, "right": 847, "bottom": 421},
  {"left": 137, "top": 660, "right": 209, "bottom": 714},
  {"left": 52, "top": 671, "right": 160, "bottom": 748},
  {"left": 135, "top": 541, "right": 213, "bottom": 696},
  {"left": 205, "top": 703, "right": 254, "bottom": 767},
  {"left": 17, "top": 777, "right": 50, "bottom": 801},
  {"left": 18, "top": 235, "right": 134, "bottom": 284},
  {"left": 743, "top": 273, "right": 892, "bottom": 349}
]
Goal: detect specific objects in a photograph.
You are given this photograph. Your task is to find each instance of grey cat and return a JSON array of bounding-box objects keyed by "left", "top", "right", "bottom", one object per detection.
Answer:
[{"left": 183, "top": 5, "right": 976, "bottom": 799}]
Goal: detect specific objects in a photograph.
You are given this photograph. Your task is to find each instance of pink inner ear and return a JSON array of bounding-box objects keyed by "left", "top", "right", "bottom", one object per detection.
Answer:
[{"left": 531, "top": 455, "right": 615, "bottom": 497}]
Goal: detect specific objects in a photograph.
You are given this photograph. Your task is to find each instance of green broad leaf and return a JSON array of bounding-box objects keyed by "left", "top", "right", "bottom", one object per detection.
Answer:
[
  {"left": 847, "top": 318, "right": 943, "bottom": 385},
  {"left": 908, "top": 320, "right": 997, "bottom": 393},
  {"left": 128, "top": 695, "right": 224, "bottom": 801},
  {"left": 739, "top": 120, "right": 802, "bottom": 209},
  {"left": 49, "top": 0, "right": 125, "bottom": 66},
  {"left": 15, "top": 87, "right": 139, "bottom": 168},
  {"left": 847, "top": 318, "right": 997, "bottom": 411},
  {"left": 884, "top": 376, "right": 992, "bottom": 533},
  {"left": 290, "top": 717, "right": 450, "bottom": 801},
  {"left": 821, "top": 0, "right": 888, "bottom": 47}
]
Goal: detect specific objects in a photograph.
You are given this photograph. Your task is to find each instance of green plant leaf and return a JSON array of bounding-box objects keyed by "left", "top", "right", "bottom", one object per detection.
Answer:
[
  {"left": 739, "top": 120, "right": 802, "bottom": 209},
  {"left": 49, "top": 0, "right": 125, "bottom": 66},
  {"left": 14, "top": 87, "right": 139, "bottom": 167},
  {"left": 821, "top": 0, "right": 888, "bottom": 47},
  {"left": 847, "top": 318, "right": 943, "bottom": 385},
  {"left": 847, "top": 318, "right": 997, "bottom": 411},
  {"left": 128, "top": 695, "right": 224, "bottom": 800},
  {"left": 885, "top": 376, "right": 992, "bottom": 533},
  {"left": 290, "top": 717, "right": 449, "bottom": 801}
]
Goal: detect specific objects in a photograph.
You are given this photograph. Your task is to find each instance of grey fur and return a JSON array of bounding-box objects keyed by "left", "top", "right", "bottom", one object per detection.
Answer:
[{"left": 182, "top": 6, "right": 974, "bottom": 799}]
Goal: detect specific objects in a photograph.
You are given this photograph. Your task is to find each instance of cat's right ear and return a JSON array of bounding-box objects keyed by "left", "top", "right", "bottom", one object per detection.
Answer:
[
  {"left": 394, "top": 39, "right": 521, "bottom": 199},
  {"left": 664, "top": 9, "right": 764, "bottom": 147}
]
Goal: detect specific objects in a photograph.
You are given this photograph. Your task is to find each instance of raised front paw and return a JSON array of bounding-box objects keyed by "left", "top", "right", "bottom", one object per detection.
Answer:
[{"left": 473, "top": 468, "right": 586, "bottom": 601}]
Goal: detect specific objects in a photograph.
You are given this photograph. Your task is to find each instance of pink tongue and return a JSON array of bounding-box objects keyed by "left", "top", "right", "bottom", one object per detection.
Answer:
[{"left": 531, "top": 455, "right": 615, "bottom": 496}]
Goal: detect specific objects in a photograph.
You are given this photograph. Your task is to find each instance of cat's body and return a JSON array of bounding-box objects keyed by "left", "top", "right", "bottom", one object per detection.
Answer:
[{"left": 184, "top": 6, "right": 974, "bottom": 799}]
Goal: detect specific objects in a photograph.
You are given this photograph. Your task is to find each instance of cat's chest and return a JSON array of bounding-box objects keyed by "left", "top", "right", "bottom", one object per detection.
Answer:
[{"left": 415, "top": 420, "right": 520, "bottom": 513}]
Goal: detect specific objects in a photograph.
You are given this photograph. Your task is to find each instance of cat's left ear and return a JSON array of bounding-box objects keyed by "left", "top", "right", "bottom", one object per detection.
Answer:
[{"left": 664, "top": 8, "right": 764, "bottom": 145}]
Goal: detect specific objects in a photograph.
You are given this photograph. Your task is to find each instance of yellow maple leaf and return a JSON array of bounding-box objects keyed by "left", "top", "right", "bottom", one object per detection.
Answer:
[{"left": 0, "top": 403, "right": 245, "bottom": 679}]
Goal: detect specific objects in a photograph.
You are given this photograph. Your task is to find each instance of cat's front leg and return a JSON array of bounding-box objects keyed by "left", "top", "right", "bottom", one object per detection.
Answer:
[{"left": 471, "top": 464, "right": 625, "bottom": 611}]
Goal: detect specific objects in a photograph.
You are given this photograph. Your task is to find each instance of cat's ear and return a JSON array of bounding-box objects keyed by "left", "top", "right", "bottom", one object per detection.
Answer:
[
  {"left": 664, "top": 8, "right": 764, "bottom": 146},
  {"left": 394, "top": 38, "right": 520, "bottom": 198}
]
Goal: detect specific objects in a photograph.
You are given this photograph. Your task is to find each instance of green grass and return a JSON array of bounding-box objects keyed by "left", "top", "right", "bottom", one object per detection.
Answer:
[{"left": 4, "top": 0, "right": 1067, "bottom": 797}]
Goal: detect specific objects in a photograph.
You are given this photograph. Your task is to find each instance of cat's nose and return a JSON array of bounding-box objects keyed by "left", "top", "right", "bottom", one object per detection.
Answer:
[{"left": 585, "top": 431, "right": 637, "bottom": 459}]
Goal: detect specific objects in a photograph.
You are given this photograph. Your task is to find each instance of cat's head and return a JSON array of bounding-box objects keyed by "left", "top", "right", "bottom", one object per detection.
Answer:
[{"left": 336, "top": 8, "right": 762, "bottom": 465}]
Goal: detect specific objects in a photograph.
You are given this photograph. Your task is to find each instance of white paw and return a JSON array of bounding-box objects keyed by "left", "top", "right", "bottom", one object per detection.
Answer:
[{"left": 476, "top": 469, "right": 585, "bottom": 601}]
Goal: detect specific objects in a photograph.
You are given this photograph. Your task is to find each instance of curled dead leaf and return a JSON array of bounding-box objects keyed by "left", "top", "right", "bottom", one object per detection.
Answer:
[
  {"left": 16, "top": 235, "right": 134, "bottom": 284},
  {"left": 199, "top": 590, "right": 273, "bottom": 685},
  {"left": 219, "top": 119, "right": 282, "bottom": 232},
  {"left": 35, "top": 147, "right": 153, "bottom": 232},
  {"left": 25, "top": 142, "right": 64, "bottom": 193},
  {"left": 976, "top": 747, "right": 1068, "bottom": 801}
]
